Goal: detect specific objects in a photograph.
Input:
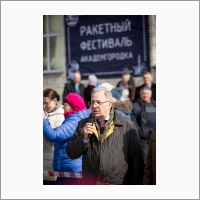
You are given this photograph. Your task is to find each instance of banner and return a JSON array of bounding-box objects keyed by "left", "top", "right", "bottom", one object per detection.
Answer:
[{"left": 64, "top": 15, "right": 150, "bottom": 80}]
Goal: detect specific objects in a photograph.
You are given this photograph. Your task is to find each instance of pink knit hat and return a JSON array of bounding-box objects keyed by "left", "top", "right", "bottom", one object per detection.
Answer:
[{"left": 65, "top": 93, "right": 86, "bottom": 112}]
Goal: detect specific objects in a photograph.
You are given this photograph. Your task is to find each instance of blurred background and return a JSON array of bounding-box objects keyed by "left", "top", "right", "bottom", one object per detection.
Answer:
[{"left": 43, "top": 15, "right": 156, "bottom": 102}]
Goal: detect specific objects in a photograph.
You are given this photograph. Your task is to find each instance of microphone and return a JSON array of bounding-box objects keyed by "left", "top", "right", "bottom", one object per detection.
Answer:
[{"left": 88, "top": 113, "right": 95, "bottom": 139}]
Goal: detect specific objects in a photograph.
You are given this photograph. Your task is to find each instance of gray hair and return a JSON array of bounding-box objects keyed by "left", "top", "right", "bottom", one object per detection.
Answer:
[
  {"left": 91, "top": 86, "right": 113, "bottom": 101},
  {"left": 140, "top": 86, "right": 152, "bottom": 94},
  {"left": 100, "top": 82, "right": 115, "bottom": 91}
]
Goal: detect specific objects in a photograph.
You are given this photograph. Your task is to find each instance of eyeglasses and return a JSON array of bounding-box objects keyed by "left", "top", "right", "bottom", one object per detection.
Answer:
[
  {"left": 88, "top": 100, "right": 110, "bottom": 106},
  {"left": 43, "top": 100, "right": 52, "bottom": 106}
]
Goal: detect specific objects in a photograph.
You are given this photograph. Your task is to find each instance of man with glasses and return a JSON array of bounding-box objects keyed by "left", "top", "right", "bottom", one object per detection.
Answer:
[{"left": 67, "top": 86, "right": 144, "bottom": 185}]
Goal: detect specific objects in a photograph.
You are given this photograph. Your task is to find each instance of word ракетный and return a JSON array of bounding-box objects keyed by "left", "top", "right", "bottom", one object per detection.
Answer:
[{"left": 80, "top": 19, "right": 132, "bottom": 36}]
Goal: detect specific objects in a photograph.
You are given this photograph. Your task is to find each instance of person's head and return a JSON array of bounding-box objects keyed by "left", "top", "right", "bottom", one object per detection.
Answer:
[
  {"left": 63, "top": 93, "right": 86, "bottom": 115},
  {"left": 122, "top": 67, "right": 130, "bottom": 75},
  {"left": 140, "top": 87, "right": 152, "bottom": 102},
  {"left": 43, "top": 88, "right": 60, "bottom": 113},
  {"left": 122, "top": 74, "right": 130, "bottom": 84},
  {"left": 142, "top": 71, "right": 153, "bottom": 85},
  {"left": 73, "top": 72, "right": 81, "bottom": 84},
  {"left": 100, "top": 82, "right": 115, "bottom": 91},
  {"left": 89, "top": 86, "right": 113, "bottom": 120},
  {"left": 110, "top": 87, "right": 123, "bottom": 102},
  {"left": 88, "top": 74, "right": 97, "bottom": 84}
]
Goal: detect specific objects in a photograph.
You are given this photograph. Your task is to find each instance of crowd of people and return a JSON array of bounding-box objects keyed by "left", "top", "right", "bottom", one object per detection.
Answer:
[{"left": 43, "top": 69, "right": 156, "bottom": 185}]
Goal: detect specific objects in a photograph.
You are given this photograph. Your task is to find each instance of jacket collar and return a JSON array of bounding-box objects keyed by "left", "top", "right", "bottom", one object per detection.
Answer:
[{"left": 113, "top": 111, "right": 125, "bottom": 126}]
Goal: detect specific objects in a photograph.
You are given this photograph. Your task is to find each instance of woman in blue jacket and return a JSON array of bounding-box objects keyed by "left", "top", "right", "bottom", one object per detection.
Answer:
[{"left": 43, "top": 93, "right": 90, "bottom": 185}]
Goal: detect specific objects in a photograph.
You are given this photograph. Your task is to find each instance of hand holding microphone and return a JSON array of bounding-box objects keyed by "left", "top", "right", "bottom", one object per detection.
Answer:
[{"left": 83, "top": 113, "right": 95, "bottom": 142}]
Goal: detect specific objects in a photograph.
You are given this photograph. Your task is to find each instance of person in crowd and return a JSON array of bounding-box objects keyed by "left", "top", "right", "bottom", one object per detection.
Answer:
[
  {"left": 117, "top": 67, "right": 136, "bottom": 102},
  {"left": 134, "top": 71, "right": 156, "bottom": 102},
  {"left": 143, "top": 128, "right": 156, "bottom": 185},
  {"left": 131, "top": 87, "right": 156, "bottom": 165},
  {"left": 110, "top": 87, "right": 132, "bottom": 120},
  {"left": 62, "top": 72, "right": 85, "bottom": 104},
  {"left": 43, "top": 93, "right": 90, "bottom": 185},
  {"left": 66, "top": 86, "right": 144, "bottom": 185},
  {"left": 100, "top": 82, "right": 115, "bottom": 91},
  {"left": 84, "top": 74, "right": 98, "bottom": 109},
  {"left": 43, "top": 88, "right": 65, "bottom": 185}
]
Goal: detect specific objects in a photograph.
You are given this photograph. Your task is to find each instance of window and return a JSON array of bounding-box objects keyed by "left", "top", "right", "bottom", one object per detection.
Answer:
[{"left": 43, "top": 15, "right": 64, "bottom": 74}]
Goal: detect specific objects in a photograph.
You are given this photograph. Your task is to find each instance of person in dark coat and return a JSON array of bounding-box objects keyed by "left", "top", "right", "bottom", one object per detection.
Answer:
[
  {"left": 84, "top": 74, "right": 98, "bottom": 109},
  {"left": 143, "top": 128, "right": 156, "bottom": 185},
  {"left": 66, "top": 86, "right": 144, "bottom": 185},
  {"left": 62, "top": 72, "right": 85, "bottom": 104},
  {"left": 131, "top": 87, "right": 156, "bottom": 165},
  {"left": 134, "top": 71, "right": 156, "bottom": 102}
]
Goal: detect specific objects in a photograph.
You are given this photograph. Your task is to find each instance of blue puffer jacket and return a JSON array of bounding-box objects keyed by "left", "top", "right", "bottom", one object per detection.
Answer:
[{"left": 43, "top": 109, "right": 90, "bottom": 172}]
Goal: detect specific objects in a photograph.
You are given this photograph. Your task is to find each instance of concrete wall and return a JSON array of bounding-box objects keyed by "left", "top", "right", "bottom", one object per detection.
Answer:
[{"left": 43, "top": 15, "right": 156, "bottom": 102}]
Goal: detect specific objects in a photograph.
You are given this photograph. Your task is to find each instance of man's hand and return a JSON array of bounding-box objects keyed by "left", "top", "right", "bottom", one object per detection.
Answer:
[{"left": 83, "top": 123, "right": 94, "bottom": 141}]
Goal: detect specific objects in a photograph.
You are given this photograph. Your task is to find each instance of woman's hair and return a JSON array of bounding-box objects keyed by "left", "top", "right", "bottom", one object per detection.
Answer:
[
  {"left": 43, "top": 88, "right": 60, "bottom": 101},
  {"left": 64, "top": 99, "right": 68, "bottom": 103}
]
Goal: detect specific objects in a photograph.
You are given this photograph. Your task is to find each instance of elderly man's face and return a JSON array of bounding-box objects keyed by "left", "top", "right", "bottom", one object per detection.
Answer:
[
  {"left": 140, "top": 89, "right": 152, "bottom": 102},
  {"left": 73, "top": 73, "right": 81, "bottom": 84},
  {"left": 91, "top": 90, "right": 112, "bottom": 121}
]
